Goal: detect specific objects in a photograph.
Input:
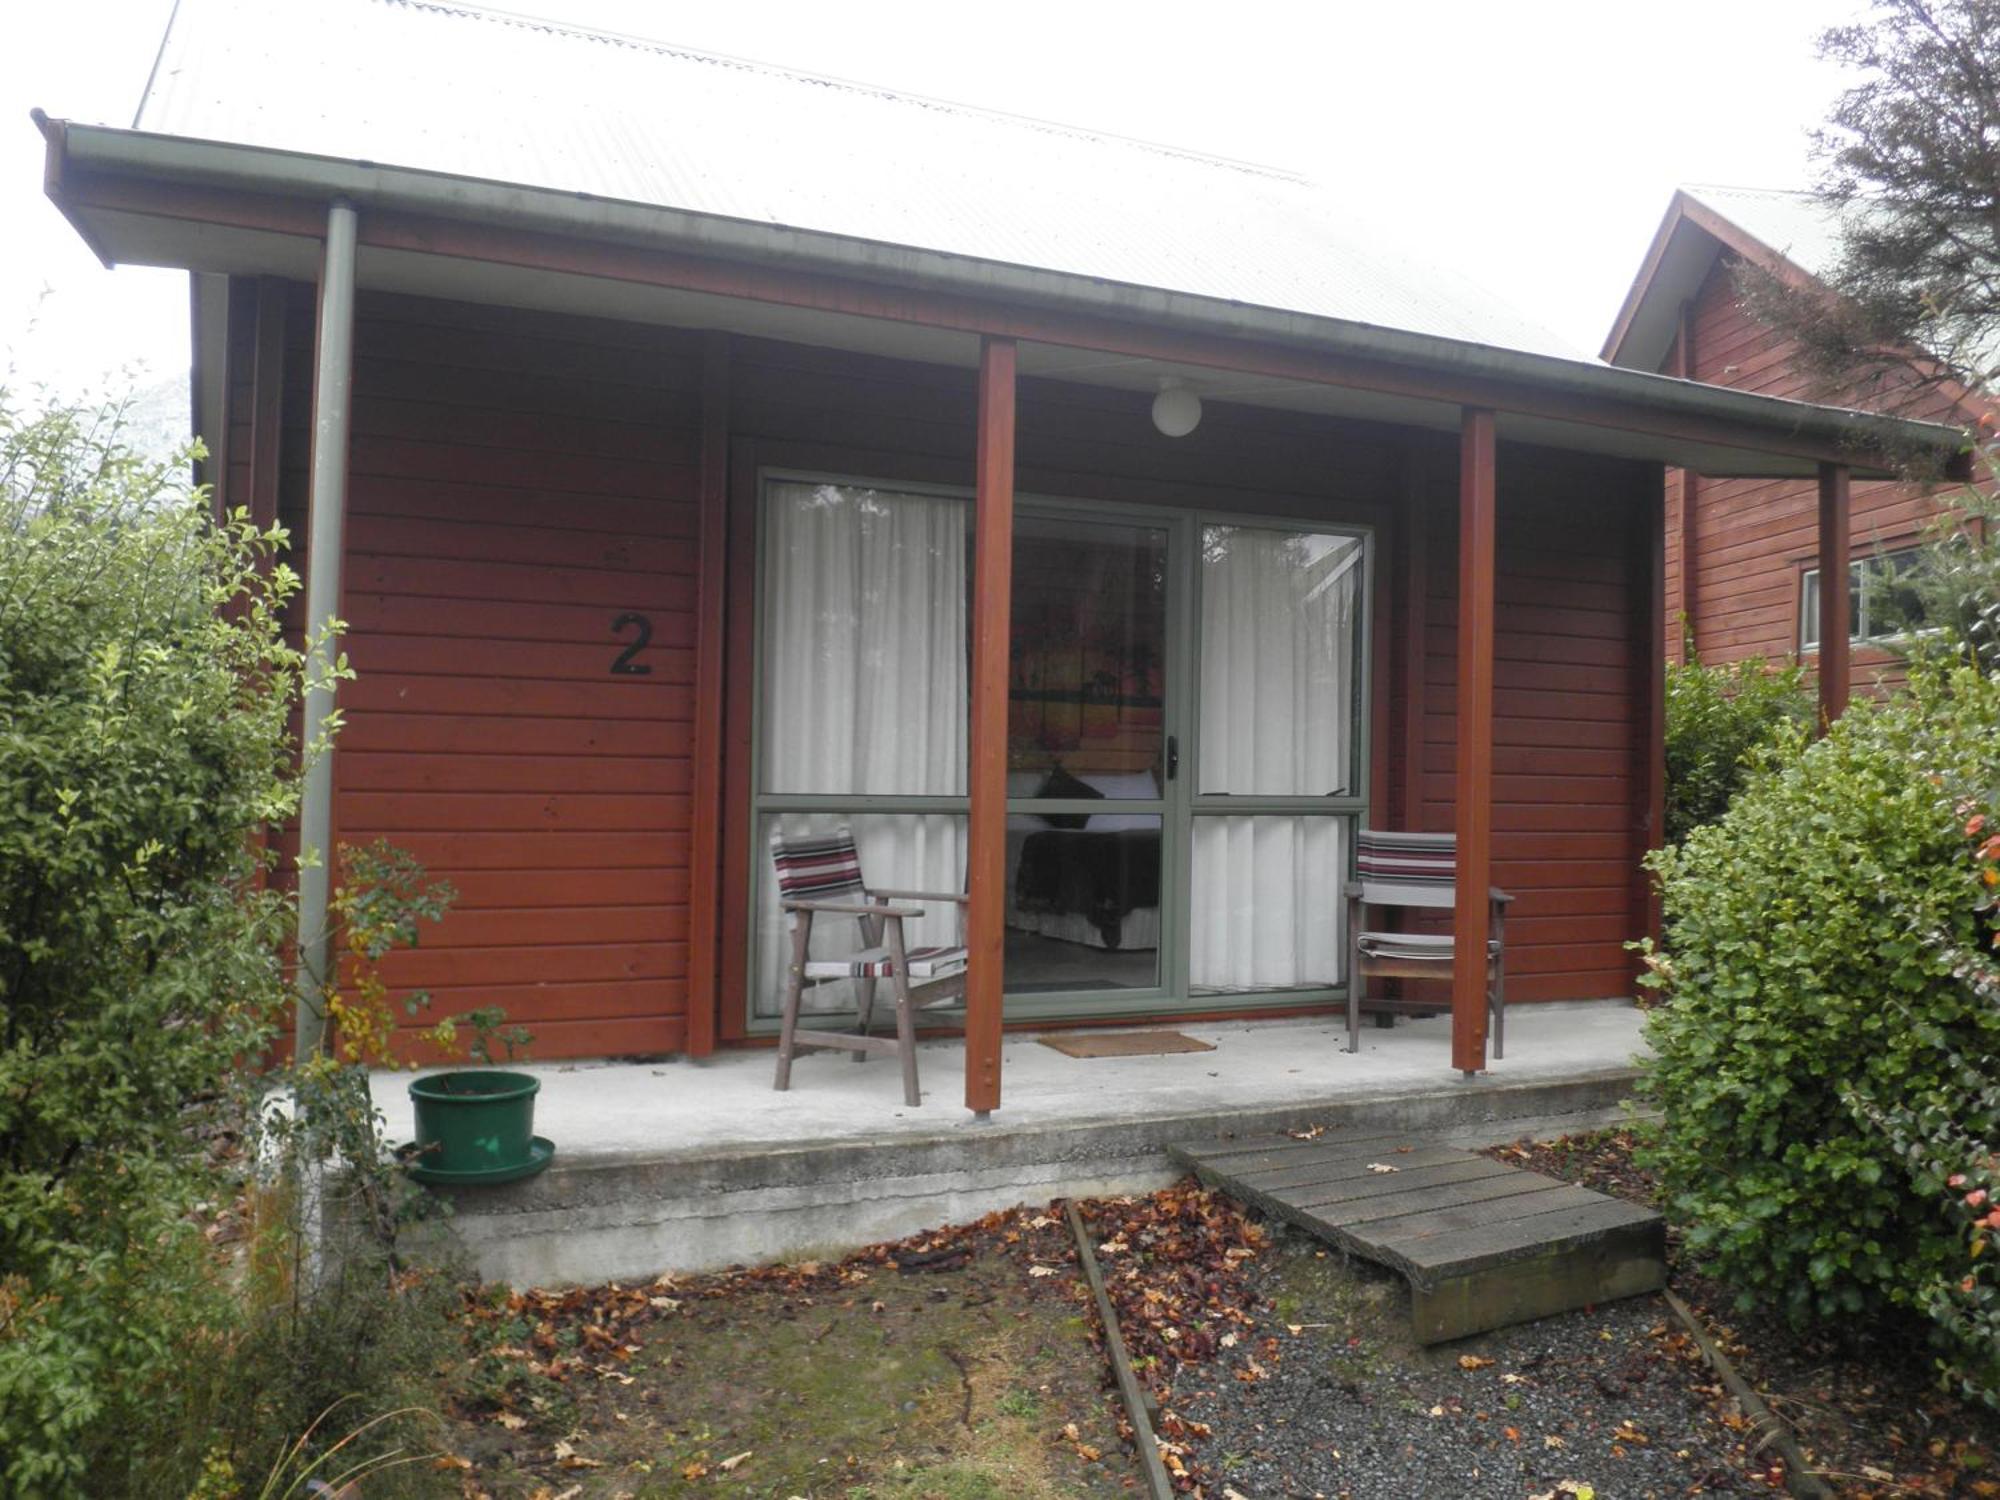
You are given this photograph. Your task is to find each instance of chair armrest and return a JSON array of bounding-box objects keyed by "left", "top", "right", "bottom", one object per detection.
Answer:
[
  {"left": 870, "top": 888, "right": 970, "bottom": 904},
  {"left": 782, "top": 899, "right": 923, "bottom": 919},
  {"left": 1343, "top": 881, "right": 1365, "bottom": 900},
  {"left": 1490, "top": 887, "right": 1514, "bottom": 905}
]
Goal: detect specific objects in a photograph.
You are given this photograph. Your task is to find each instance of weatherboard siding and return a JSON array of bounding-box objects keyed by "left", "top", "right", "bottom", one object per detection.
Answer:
[
  {"left": 1664, "top": 255, "right": 1950, "bottom": 688},
  {"left": 1417, "top": 449, "right": 1655, "bottom": 1003},
  {"left": 272, "top": 287, "right": 703, "bottom": 1060}
]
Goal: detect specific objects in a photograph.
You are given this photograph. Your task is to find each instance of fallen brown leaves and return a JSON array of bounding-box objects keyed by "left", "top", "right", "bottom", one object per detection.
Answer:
[
  {"left": 1073, "top": 1185, "right": 1267, "bottom": 1391},
  {"left": 1066, "top": 1184, "right": 1271, "bottom": 1495},
  {"left": 457, "top": 1275, "right": 679, "bottom": 1400}
]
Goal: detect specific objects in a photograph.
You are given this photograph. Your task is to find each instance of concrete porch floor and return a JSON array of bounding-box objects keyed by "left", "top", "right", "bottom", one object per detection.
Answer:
[{"left": 374, "top": 1001, "right": 1652, "bottom": 1286}]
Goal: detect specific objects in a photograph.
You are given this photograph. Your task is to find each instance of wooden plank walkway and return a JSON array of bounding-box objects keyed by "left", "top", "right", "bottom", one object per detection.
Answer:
[{"left": 1171, "top": 1129, "right": 1666, "bottom": 1344}]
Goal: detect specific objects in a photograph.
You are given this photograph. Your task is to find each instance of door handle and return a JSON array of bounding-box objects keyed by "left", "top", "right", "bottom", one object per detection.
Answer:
[{"left": 1166, "top": 735, "right": 1180, "bottom": 781}]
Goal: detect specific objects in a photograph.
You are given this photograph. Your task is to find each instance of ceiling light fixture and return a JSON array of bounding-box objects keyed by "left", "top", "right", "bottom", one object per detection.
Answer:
[{"left": 1151, "top": 378, "right": 1203, "bottom": 438}]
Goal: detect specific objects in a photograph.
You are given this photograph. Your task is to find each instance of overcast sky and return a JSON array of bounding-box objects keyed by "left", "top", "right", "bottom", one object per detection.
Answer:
[{"left": 1, "top": 0, "right": 1866, "bottom": 400}]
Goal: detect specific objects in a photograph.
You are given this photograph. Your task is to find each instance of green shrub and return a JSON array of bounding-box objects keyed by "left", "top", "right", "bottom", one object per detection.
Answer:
[
  {"left": 1663, "top": 647, "right": 1813, "bottom": 842},
  {"left": 1639, "top": 664, "right": 2000, "bottom": 1344},
  {"left": 0, "top": 391, "right": 308, "bottom": 1493},
  {"left": 0, "top": 390, "right": 469, "bottom": 1495}
]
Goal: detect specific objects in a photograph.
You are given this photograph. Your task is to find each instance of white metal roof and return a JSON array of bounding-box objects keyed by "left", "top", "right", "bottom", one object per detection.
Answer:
[
  {"left": 133, "top": 0, "right": 1581, "bottom": 361},
  {"left": 1679, "top": 184, "right": 1849, "bottom": 276}
]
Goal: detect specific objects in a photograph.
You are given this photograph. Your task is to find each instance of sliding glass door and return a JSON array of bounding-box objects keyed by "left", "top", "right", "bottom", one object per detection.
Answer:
[
  {"left": 1004, "top": 513, "right": 1172, "bottom": 1001},
  {"left": 747, "top": 472, "right": 1368, "bottom": 1027},
  {"left": 1188, "top": 525, "right": 1365, "bottom": 996}
]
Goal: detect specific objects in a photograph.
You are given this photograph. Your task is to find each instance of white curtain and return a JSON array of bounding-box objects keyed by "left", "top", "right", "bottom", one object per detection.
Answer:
[
  {"left": 1198, "top": 527, "right": 1358, "bottom": 795},
  {"left": 755, "top": 482, "right": 968, "bottom": 1016},
  {"left": 1190, "top": 527, "right": 1360, "bottom": 991},
  {"left": 1190, "top": 817, "right": 1346, "bottom": 991},
  {"left": 761, "top": 482, "right": 967, "bottom": 796}
]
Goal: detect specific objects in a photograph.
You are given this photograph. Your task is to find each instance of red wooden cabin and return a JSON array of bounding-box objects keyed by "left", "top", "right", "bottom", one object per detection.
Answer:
[
  {"left": 1605, "top": 185, "right": 1994, "bottom": 709},
  {"left": 33, "top": 4, "right": 1967, "bottom": 1117}
]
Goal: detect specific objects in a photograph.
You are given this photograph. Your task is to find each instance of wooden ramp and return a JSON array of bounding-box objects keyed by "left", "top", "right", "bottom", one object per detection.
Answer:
[{"left": 1171, "top": 1130, "right": 1666, "bottom": 1344}]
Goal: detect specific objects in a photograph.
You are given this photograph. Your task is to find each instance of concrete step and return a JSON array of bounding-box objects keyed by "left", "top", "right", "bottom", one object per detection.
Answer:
[{"left": 415, "top": 1067, "right": 1645, "bottom": 1286}]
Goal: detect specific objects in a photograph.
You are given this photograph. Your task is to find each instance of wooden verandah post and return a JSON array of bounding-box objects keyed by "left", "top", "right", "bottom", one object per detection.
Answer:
[
  {"left": 1817, "top": 461, "right": 1852, "bottom": 727},
  {"left": 965, "top": 337, "right": 1017, "bottom": 1116},
  {"left": 1453, "top": 408, "right": 1497, "bottom": 1078}
]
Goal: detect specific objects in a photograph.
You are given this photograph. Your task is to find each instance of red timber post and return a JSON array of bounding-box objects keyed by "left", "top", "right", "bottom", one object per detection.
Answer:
[
  {"left": 246, "top": 279, "right": 288, "bottom": 536},
  {"left": 686, "top": 332, "right": 730, "bottom": 1058},
  {"left": 966, "top": 337, "right": 1017, "bottom": 1117},
  {"left": 1817, "top": 462, "right": 1852, "bottom": 727},
  {"left": 1453, "top": 408, "right": 1497, "bottom": 1078}
]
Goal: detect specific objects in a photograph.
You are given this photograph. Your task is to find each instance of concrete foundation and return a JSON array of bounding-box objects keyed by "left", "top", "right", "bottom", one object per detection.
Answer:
[{"left": 373, "top": 1003, "right": 1650, "bottom": 1286}]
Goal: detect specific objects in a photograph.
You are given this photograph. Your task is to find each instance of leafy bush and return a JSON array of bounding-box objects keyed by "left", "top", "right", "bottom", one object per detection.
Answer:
[
  {"left": 1663, "top": 648, "right": 1813, "bottom": 842},
  {"left": 1639, "top": 664, "right": 2000, "bottom": 1354},
  {"left": 0, "top": 392, "right": 306, "bottom": 1492},
  {"left": 0, "top": 390, "right": 463, "bottom": 1494}
]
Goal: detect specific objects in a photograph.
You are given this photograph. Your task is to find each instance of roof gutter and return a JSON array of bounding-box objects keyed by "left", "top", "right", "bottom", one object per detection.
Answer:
[{"left": 41, "top": 119, "right": 1974, "bottom": 475}]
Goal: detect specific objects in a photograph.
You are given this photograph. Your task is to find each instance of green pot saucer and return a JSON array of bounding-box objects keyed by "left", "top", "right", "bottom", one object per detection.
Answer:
[{"left": 402, "top": 1135, "right": 555, "bottom": 1187}]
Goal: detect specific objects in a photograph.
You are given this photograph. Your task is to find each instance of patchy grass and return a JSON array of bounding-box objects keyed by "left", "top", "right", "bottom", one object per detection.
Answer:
[{"left": 443, "top": 1215, "right": 1136, "bottom": 1498}]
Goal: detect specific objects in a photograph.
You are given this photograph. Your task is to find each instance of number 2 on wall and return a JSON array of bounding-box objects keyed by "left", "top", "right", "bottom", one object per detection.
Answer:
[{"left": 610, "top": 612, "right": 653, "bottom": 675}]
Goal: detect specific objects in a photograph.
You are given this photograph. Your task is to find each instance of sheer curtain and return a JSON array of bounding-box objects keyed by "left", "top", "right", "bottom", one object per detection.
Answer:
[
  {"left": 755, "top": 482, "right": 968, "bottom": 1016},
  {"left": 1190, "top": 527, "right": 1360, "bottom": 991}
]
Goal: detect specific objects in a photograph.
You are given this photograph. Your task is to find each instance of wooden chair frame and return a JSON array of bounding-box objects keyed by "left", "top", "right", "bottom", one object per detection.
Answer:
[{"left": 772, "top": 883, "right": 968, "bottom": 1108}]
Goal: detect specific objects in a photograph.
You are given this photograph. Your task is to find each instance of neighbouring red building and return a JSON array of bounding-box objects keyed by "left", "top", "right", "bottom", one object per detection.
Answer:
[
  {"left": 31, "top": 3, "right": 1968, "bottom": 1112},
  {"left": 1605, "top": 185, "right": 1993, "bottom": 698}
]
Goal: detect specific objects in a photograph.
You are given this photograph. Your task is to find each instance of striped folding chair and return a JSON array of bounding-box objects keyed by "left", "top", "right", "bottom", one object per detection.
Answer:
[
  {"left": 769, "top": 825, "right": 968, "bottom": 1107},
  {"left": 1344, "top": 829, "right": 1510, "bottom": 1060}
]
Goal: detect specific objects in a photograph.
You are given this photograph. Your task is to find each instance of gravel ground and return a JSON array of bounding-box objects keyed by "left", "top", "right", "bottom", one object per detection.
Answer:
[{"left": 1167, "top": 1226, "right": 1768, "bottom": 1500}]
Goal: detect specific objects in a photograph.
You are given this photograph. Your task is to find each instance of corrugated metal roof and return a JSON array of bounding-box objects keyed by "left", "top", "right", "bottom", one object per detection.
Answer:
[{"left": 133, "top": 0, "right": 1582, "bottom": 359}]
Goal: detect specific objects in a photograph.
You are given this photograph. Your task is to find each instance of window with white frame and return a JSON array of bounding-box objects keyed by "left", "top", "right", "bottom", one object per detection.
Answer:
[{"left": 1799, "top": 546, "right": 1925, "bottom": 650}]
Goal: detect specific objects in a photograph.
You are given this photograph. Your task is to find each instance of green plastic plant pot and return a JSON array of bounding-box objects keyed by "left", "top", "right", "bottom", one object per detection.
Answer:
[{"left": 407, "top": 1070, "right": 547, "bottom": 1182}]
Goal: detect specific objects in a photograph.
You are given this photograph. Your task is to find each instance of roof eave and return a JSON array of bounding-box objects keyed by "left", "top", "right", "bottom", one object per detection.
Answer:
[{"left": 42, "top": 121, "right": 1974, "bottom": 482}]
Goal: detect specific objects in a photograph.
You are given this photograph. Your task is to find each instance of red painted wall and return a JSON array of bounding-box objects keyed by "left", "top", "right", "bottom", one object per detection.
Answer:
[
  {"left": 266, "top": 288, "right": 703, "bottom": 1059},
  {"left": 1417, "top": 449, "right": 1655, "bottom": 1001},
  {"left": 249, "top": 288, "right": 1658, "bottom": 1059}
]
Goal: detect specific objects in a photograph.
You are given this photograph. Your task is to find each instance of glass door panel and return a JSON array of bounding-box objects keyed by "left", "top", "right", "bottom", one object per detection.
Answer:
[
  {"left": 760, "top": 479, "right": 968, "bottom": 795},
  {"left": 1198, "top": 526, "right": 1362, "bottom": 795},
  {"left": 1188, "top": 815, "right": 1346, "bottom": 993},
  {"left": 751, "top": 478, "right": 970, "bottom": 1021},
  {"left": 1005, "top": 811, "right": 1162, "bottom": 992},
  {"left": 747, "top": 473, "right": 1371, "bottom": 1029},
  {"left": 1190, "top": 522, "right": 1365, "bottom": 999},
  {"left": 1005, "top": 515, "right": 1171, "bottom": 997}
]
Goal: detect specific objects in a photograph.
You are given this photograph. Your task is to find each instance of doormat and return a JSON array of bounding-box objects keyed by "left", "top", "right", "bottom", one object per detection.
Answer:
[{"left": 1038, "top": 1030, "right": 1216, "bottom": 1059}]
